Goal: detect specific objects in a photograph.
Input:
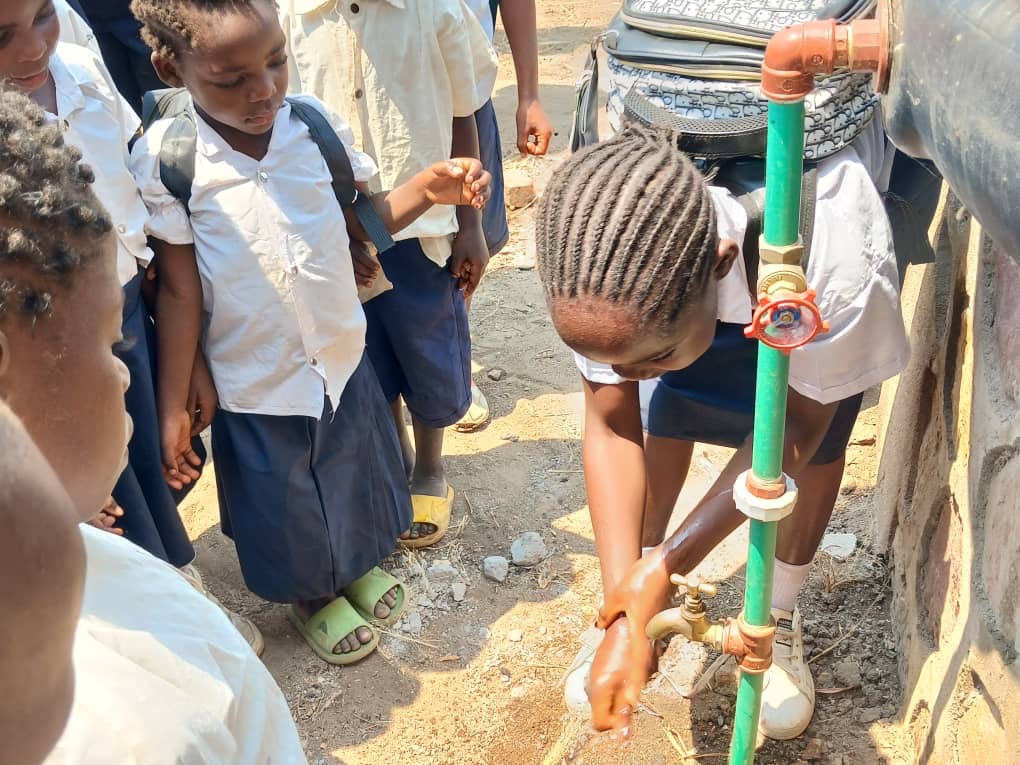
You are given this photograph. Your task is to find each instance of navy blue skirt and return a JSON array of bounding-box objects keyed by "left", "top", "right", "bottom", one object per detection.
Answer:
[
  {"left": 648, "top": 322, "right": 863, "bottom": 465},
  {"left": 211, "top": 354, "right": 412, "bottom": 603},
  {"left": 112, "top": 272, "right": 196, "bottom": 567}
]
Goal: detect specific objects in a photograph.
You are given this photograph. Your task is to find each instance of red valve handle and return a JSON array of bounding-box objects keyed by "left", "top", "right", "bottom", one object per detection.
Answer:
[{"left": 743, "top": 288, "right": 830, "bottom": 352}]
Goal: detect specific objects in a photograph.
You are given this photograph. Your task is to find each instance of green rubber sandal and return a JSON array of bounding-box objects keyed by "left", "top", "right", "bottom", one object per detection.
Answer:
[
  {"left": 344, "top": 567, "right": 408, "bottom": 628},
  {"left": 287, "top": 597, "right": 378, "bottom": 666}
]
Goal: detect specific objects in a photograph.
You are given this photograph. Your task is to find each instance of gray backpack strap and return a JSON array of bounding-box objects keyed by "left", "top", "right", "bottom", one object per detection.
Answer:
[
  {"left": 736, "top": 166, "right": 819, "bottom": 295},
  {"left": 144, "top": 88, "right": 198, "bottom": 214},
  {"left": 286, "top": 97, "right": 395, "bottom": 254}
]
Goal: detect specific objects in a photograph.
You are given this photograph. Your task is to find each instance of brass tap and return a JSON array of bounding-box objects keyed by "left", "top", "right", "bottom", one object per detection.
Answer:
[{"left": 646, "top": 574, "right": 726, "bottom": 649}]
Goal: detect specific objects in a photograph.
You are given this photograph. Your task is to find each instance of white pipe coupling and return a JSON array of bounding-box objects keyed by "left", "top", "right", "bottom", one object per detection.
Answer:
[{"left": 733, "top": 470, "right": 798, "bottom": 522}]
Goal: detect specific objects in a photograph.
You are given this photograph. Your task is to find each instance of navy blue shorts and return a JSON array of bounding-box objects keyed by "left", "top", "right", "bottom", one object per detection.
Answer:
[
  {"left": 113, "top": 271, "right": 196, "bottom": 567},
  {"left": 475, "top": 100, "right": 510, "bottom": 255},
  {"left": 647, "top": 322, "right": 863, "bottom": 465},
  {"left": 211, "top": 354, "right": 412, "bottom": 603},
  {"left": 363, "top": 238, "right": 472, "bottom": 428}
]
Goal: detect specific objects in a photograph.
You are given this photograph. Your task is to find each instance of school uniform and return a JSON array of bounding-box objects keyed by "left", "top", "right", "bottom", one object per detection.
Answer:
[
  {"left": 575, "top": 118, "right": 911, "bottom": 464},
  {"left": 55, "top": 0, "right": 101, "bottom": 56},
  {"left": 76, "top": 0, "right": 163, "bottom": 115},
  {"left": 48, "top": 43, "right": 196, "bottom": 566},
  {"left": 463, "top": 0, "right": 511, "bottom": 254},
  {"left": 45, "top": 525, "right": 307, "bottom": 765},
  {"left": 281, "top": 0, "right": 499, "bottom": 427},
  {"left": 130, "top": 96, "right": 412, "bottom": 603}
]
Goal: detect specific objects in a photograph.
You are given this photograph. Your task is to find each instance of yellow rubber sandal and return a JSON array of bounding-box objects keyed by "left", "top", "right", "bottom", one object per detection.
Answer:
[
  {"left": 400, "top": 486, "right": 454, "bottom": 549},
  {"left": 288, "top": 596, "right": 378, "bottom": 666}
]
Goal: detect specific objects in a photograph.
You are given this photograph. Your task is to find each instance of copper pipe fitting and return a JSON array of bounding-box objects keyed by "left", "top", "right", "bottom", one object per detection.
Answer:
[
  {"left": 745, "top": 472, "right": 787, "bottom": 500},
  {"left": 721, "top": 614, "right": 778, "bottom": 674},
  {"left": 762, "top": 17, "right": 890, "bottom": 102}
]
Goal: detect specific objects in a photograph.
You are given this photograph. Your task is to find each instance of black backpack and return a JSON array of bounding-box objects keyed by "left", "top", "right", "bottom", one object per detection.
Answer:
[{"left": 140, "top": 89, "right": 395, "bottom": 253}]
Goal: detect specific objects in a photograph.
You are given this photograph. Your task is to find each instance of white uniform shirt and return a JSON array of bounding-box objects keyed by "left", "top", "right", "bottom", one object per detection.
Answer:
[
  {"left": 462, "top": 0, "right": 499, "bottom": 102},
  {"left": 55, "top": 0, "right": 101, "bottom": 56},
  {"left": 280, "top": 0, "right": 497, "bottom": 268},
  {"left": 45, "top": 525, "right": 307, "bottom": 765},
  {"left": 130, "top": 96, "right": 377, "bottom": 417},
  {"left": 49, "top": 44, "right": 153, "bottom": 287},
  {"left": 575, "top": 119, "right": 910, "bottom": 406}
]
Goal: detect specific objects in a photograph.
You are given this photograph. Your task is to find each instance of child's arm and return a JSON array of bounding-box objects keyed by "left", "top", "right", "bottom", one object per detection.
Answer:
[
  {"left": 344, "top": 159, "right": 490, "bottom": 241},
  {"left": 589, "top": 389, "right": 837, "bottom": 732},
  {"left": 500, "top": 0, "right": 554, "bottom": 155},
  {"left": 152, "top": 240, "right": 205, "bottom": 489},
  {"left": 450, "top": 115, "right": 489, "bottom": 298}
]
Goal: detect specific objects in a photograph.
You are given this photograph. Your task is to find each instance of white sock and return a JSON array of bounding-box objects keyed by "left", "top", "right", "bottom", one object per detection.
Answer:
[{"left": 771, "top": 559, "right": 811, "bottom": 614}]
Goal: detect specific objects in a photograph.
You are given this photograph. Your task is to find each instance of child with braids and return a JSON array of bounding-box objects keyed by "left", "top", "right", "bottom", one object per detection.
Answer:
[
  {"left": 0, "top": 0, "right": 267, "bottom": 651},
  {"left": 128, "top": 0, "right": 491, "bottom": 664},
  {"left": 536, "top": 121, "right": 908, "bottom": 739},
  {"left": 0, "top": 88, "right": 306, "bottom": 764}
]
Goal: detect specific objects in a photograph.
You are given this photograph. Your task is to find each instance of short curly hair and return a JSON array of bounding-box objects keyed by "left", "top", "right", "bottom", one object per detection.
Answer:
[
  {"left": 131, "top": 0, "right": 267, "bottom": 60},
  {"left": 0, "top": 89, "right": 112, "bottom": 322}
]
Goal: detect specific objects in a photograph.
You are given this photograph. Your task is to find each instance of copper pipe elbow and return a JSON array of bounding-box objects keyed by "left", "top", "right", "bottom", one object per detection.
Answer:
[{"left": 762, "top": 17, "right": 889, "bottom": 102}]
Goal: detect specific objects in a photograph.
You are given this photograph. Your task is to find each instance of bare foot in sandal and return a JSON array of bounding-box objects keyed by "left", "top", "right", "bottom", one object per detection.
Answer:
[
  {"left": 294, "top": 597, "right": 372, "bottom": 656},
  {"left": 372, "top": 586, "right": 399, "bottom": 620}
]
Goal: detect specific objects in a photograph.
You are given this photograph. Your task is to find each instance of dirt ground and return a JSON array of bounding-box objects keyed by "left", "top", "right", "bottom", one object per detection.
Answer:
[{"left": 179, "top": 3, "right": 914, "bottom": 763}]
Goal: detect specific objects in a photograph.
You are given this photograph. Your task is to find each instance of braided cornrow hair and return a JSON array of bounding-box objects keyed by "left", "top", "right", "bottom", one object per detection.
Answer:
[
  {"left": 536, "top": 124, "right": 718, "bottom": 330},
  {"left": 131, "top": 0, "right": 265, "bottom": 60},
  {"left": 0, "top": 89, "right": 112, "bottom": 321}
]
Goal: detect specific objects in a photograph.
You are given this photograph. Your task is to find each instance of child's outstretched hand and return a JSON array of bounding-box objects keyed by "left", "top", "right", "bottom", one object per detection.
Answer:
[
  {"left": 422, "top": 159, "right": 491, "bottom": 209},
  {"left": 160, "top": 408, "right": 203, "bottom": 490}
]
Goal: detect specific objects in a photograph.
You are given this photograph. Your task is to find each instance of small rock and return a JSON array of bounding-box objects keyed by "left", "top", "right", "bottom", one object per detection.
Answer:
[
  {"left": 487, "top": 368, "right": 505, "bottom": 382},
  {"left": 802, "top": 738, "right": 824, "bottom": 761},
  {"left": 504, "top": 168, "right": 536, "bottom": 209},
  {"left": 865, "top": 667, "right": 884, "bottom": 683},
  {"left": 857, "top": 706, "right": 883, "bottom": 724},
  {"left": 501, "top": 433, "right": 520, "bottom": 442},
  {"left": 820, "top": 532, "right": 857, "bottom": 560},
  {"left": 483, "top": 555, "right": 510, "bottom": 582},
  {"left": 511, "top": 532, "right": 549, "bottom": 567},
  {"left": 451, "top": 582, "right": 467, "bottom": 602},
  {"left": 402, "top": 610, "right": 423, "bottom": 636},
  {"left": 510, "top": 685, "right": 528, "bottom": 700},
  {"left": 538, "top": 625, "right": 548, "bottom": 636},
  {"left": 881, "top": 703, "right": 899, "bottom": 719},
  {"left": 507, "top": 629, "right": 524, "bottom": 643},
  {"left": 426, "top": 560, "right": 458, "bottom": 582},
  {"left": 802, "top": 633, "right": 815, "bottom": 645},
  {"left": 832, "top": 659, "right": 862, "bottom": 688},
  {"left": 415, "top": 596, "right": 436, "bottom": 609},
  {"left": 865, "top": 689, "right": 885, "bottom": 707}
]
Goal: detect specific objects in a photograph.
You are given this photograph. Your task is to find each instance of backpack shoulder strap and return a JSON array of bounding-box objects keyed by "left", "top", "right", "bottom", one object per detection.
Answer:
[
  {"left": 143, "top": 88, "right": 198, "bottom": 214},
  {"left": 286, "top": 97, "right": 395, "bottom": 254},
  {"left": 736, "top": 165, "right": 819, "bottom": 297}
]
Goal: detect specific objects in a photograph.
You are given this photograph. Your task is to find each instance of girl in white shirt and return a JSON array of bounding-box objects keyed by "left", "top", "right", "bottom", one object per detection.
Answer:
[
  {"left": 536, "top": 122, "right": 909, "bottom": 739},
  {"left": 0, "top": 88, "right": 309, "bottom": 765},
  {"left": 129, "top": 0, "right": 490, "bottom": 665},
  {"left": 0, "top": 0, "right": 258, "bottom": 618}
]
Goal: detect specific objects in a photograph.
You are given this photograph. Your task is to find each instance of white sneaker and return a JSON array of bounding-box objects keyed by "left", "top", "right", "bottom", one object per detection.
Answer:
[
  {"left": 562, "top": 626, "right": 604, "bottom": 712},
  {"left": 454, "top": 381, "right": 490, "bottom": 432},
  {"left": 758, "top": 607, "right": 815, "bottom": 740}
]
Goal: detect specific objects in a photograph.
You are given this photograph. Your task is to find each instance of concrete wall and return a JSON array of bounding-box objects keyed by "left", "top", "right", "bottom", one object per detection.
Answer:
[{"left": 871, "top": 191, "right": 1020, "bottom": 763}]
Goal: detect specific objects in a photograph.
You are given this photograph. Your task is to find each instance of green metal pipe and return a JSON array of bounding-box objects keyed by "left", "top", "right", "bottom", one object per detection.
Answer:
[
  {"left": 727, "top": 99, "right": 807, "bottom": 765},
  {"left": 763, "top": 101, "right": 807, "bottom": 247},
  {"left": 729, "top": 519, "right": 779, "bottom": 765}
]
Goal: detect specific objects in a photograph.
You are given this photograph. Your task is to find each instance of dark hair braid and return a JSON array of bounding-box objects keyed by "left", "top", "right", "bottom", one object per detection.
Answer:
[
  {"left": 536, "top": 124, "right": 718, "bottom": 329},
  {"left": 131, "top": 0, "right": 265, "bottom": 60},
  {"left": 0, "top": 90, "right": 112, "bottom": 321}
]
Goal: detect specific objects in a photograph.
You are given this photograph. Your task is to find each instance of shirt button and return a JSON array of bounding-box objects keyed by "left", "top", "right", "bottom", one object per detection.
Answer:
[
  {"left": 310, "top": 357, "right": 319, "bottom": 367},
  {"left": 117, "top": 224, "right": 127, "bottom": 234},
  {"left": 351, "top": 2, "right": 360, "bottom": 11},
  {"left": 354, "top": 88, "right": 364, "bottom": 99},
  {"left": 61, "top": 119, "right": 70, "bottom": 132},
  {"left": 258, "top": 170, "right": 269, "bottom": 182}
]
